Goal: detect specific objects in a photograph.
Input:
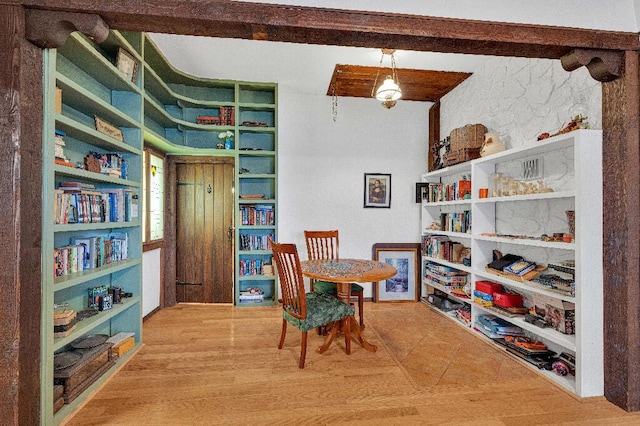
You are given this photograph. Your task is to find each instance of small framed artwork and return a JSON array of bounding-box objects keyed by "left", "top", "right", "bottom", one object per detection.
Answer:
[
  {"left": 116, "top": 48, "right": 138, "bottom": 84},
  {"left": 364, "top": 173, "right": 391, "bottom": 208},
  {"left": 372, "top": 243, "right": 421, "bottom": 302},
  {"left": 415, "top": 182, "right": 429, "bottom": 203}
]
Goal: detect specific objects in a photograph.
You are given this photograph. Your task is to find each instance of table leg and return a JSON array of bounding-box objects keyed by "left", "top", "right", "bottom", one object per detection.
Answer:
[{"left": 337, "top": 283, "right": 377, "bottom": 353}]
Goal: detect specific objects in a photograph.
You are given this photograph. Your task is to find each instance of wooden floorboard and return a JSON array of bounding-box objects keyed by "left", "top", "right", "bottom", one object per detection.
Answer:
[{"left": 64, "top": 303, "right": 640, "bottom": 425}]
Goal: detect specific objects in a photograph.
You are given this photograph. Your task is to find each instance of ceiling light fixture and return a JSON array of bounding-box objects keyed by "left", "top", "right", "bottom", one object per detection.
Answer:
[{"left": 372, "top": 48, "right": 402, "bottom": 109}]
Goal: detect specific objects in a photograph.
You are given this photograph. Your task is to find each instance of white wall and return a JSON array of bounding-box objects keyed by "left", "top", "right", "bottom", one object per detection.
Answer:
[
  {"left": 440, "top": 57, "right": 602, "bottom": 148},
  {"left": 278, "top": 91, "right": 429, "bottom": 296},
  {"left": 142, "top": 249, "right": 161, "bottom": 316},
  {"left": 278, "top": 91, "right": 428, "bottom": 248}
]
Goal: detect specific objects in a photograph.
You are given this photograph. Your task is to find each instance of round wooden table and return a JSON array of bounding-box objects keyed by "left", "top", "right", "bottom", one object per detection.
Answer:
[{"left": 300, "top": 258, "right": 397, "bottom": 354}]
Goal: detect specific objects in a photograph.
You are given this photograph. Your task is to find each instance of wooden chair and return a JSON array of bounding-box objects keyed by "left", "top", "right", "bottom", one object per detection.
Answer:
[
  {"left": 304, "top": 230, "right": 365, "bottom": 328},
  {"left": 271, "top": 240, "right": 354, "bottom": 368}
]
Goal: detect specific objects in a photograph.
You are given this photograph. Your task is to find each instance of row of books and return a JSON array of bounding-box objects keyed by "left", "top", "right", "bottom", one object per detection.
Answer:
[
  {"left": 55, "top": 183, "right": 137, "bottom": 224},
  {"left": 240, "top": 204, "right": 274, "bottom": 226},
  {"left": 422, "top": 234, "right": 469, "bottom": 264},
  {"left": 54, "top": 233, "right": 128, "bottom": 278},
  {"left": 423, "top": 180, "right": 471, "bottom": 203},
  {"left": 219, "top": 106, "right": 235, "bottom": 126},
  {"left": 239, "top": 259, "right": 270, "bottom": 276},
  {"left": 438, "top": 211, "right": 471, "bottom": 233},
  {"left": 239, "top": 233, "right": 273, "bottom": 251}
]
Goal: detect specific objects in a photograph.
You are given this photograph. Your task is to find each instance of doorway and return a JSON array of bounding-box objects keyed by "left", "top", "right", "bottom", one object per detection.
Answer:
[{"left": 175, "top": 157, "right": 235, "bottom": 303}]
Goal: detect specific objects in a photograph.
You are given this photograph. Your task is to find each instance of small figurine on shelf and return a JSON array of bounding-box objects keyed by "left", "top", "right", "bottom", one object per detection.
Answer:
[
  {"left": 537, "top": 114, "right": 590, "bottom": 141},
  {"left": 480, "top": 131, "right": 505, "bottom": 157},
  {"left": 54, "top": 130, "right": 74, "bottom": 167}
]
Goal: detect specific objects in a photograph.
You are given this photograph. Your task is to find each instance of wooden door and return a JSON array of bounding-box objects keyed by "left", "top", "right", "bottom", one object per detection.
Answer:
[{"left": 176, "top": 161, "right": 234, "bottom": 303}]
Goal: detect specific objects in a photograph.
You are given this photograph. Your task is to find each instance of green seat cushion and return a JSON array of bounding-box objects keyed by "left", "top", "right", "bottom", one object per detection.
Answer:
[
  {"left": 283, "top": 291, "right": 353, "bottom": 332},
  {"left": 313, "top": 280, "right": 364, "bottom": 294}
]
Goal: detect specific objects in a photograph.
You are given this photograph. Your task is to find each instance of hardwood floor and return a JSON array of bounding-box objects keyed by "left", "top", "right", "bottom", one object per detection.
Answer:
[{"left": 65, "top": 302, "right": 640, "bottom": 425}]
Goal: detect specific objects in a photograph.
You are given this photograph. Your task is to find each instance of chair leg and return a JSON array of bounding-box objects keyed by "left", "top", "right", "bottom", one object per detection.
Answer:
[
  {"left": 357, "top": 292, "right": 364, "bottom": 328},
  {"left": 344, "top": 318, "right": 351, "bottom": 355},
  {"left": 299, "top": 331, "right": 308, "bottom": 369},
  {"left": 278, "top": 319, "right": 287, "bottom": 349}
]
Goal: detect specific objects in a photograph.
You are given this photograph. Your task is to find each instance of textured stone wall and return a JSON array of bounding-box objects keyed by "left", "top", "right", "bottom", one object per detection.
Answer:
[{"left": 441, "top": 56, "right": 601, "bottom": 149}]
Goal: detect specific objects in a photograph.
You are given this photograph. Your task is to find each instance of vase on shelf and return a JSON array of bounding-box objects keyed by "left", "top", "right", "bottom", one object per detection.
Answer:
[{"left": 225, "top": 139, "right": 233, "bottom": 150}]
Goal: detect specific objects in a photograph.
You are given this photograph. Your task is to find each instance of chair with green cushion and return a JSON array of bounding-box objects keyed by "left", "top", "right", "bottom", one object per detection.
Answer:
[
  {"left": 304, "top": 230, "right": 365, "bottom": 328},
  {"left": 271, "top": 239, "right": 354, "bottom": 368}
]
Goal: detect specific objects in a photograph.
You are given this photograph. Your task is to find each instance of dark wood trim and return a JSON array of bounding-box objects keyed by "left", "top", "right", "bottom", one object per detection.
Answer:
[
  {"left": 143, "top": 239, "right": 164, "bottom": 252},
  {"left": 20, "top": 2, "right": 640, "bottom": 58},
  {"left": 428, "top": 101, "right": 440, "bottom": 172},
  {"left": 3, "top": 2, "right": 640, "bottom": 422},
  {"left": 601, "top": 50, "right": 640, "bottom": 412},
  {"left": 0, "top": 4, "right": 42, "bottom": 425},
  {"left": 143, "top": 306, "right": 161, "bottom": 322}
]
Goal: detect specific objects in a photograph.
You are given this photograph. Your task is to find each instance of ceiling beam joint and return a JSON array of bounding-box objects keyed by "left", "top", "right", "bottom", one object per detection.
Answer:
[
  {"left": 561, "top": 48, "right": 624, "bottom": 82},
  {"left": 25, "top": 9, "right": 109, "bottom": 48}
]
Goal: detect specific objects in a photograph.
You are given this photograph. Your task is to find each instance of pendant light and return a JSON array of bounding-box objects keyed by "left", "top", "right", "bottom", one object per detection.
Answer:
[{"left": 372, "top": 48, "right": 402, "bottom": 109}]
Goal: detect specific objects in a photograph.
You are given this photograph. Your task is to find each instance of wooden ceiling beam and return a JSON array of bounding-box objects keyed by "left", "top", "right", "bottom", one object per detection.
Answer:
[{"left": 21, "top": 1, "right": 639, "bottom": 59}]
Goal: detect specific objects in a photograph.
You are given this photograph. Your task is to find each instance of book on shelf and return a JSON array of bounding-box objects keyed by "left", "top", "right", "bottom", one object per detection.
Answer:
[{"left": 219, "top": 106, "right": 235, "bottom": 126}]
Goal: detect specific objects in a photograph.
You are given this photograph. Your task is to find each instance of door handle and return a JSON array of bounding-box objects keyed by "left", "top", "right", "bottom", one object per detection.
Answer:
[
  {"left": 228, "top": 226, "right": 235, "bottom": 242},
  {"left": 176, "top": 281, "right": 203, "bottom": 286}
]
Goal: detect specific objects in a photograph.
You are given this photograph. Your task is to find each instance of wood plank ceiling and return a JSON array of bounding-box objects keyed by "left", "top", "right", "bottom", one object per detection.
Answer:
[{"left": 327, "top": 64, "right": 472, "bottom": 102}]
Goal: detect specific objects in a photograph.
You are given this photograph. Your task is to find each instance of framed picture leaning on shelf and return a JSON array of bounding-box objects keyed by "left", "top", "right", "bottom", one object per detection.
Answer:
[
  {"left": 116, "top": 48, "right": 138, "bottom": 83},
  {"left": 372, "top": 243, "right": 421, "bottom": 302},
  {"left": 364, "top": 173, "right": 391, "bottom": 208}
]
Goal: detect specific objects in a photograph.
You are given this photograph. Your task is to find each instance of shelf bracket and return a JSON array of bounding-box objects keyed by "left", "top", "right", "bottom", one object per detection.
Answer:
[
  {"left": 25, "top": 9, "right": 109, "bottom": 48},
  {"left": 560, "top": 48, "right": 623, "bottom": 82}
]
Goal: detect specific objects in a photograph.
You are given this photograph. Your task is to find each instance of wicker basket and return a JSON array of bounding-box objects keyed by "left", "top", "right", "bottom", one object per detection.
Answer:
[{"left": 449, "top": 124, "right": 487, "bottom": 152}]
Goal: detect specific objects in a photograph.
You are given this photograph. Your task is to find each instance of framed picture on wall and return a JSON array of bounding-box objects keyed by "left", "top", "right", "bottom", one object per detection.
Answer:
[
  {"left": 364, "top": 173, "right": 391, "bottom": 208},
  {"left": 372, "top": 243, "right": 421, "bottom": 302}
]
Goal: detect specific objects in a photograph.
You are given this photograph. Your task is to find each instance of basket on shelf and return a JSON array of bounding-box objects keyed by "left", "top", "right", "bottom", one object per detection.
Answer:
[{"left": 444, "top": 123, "right": 487, "bottom": 166}]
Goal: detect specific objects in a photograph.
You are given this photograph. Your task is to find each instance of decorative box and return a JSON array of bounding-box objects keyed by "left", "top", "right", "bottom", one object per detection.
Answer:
[
  {"left": 54, "top": 342, "right": 114, "bottom": 403},
  {"left": 107, "top": 332, "right": 136, "bottom": 358},
  {"left": 449, "top": 123, "right": 487, "bottom": 151},
  {"left": 475, "top": 280, "right": 502, "bottom": 295},
  {"left": 443, "top": 147, "right": 481, "bottom": 167},
  {"left": 493, "top": 292, "right": 523, "bottom": 308},
  {"left": 53, "top": 309, "right": 77, "bottom": 338},
  {"left": 473, "top": 290, "right": 494, "bottom": 306}
]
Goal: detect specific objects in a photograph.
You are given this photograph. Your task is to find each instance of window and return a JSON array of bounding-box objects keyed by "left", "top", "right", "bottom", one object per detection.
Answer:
[{"left": 143, "top": 147, "right": 165, "bottom": 248}]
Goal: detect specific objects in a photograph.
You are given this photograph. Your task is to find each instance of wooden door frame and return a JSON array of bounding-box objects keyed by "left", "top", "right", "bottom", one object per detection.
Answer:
[
  {"left": 165, "top": 156, "right": 235, "bottom": 306},
  {"left": 3, "top": 2, "right": 640, "bottom": 422}
]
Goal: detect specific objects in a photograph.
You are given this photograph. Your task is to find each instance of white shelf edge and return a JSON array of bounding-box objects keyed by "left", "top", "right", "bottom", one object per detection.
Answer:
[
  {"left": 473, "top": 190, "right": 575, "bottom": 204},
  {"left": 472, "top": 269, "right": 575, "bottom": 303},
  {"left": 473, "top": 234, "right": 575, "bottom": 250},
  {"left": 473, "top": 303, "right": 576, "bottom": 350},
  {"left": 423, "top": 256, "right": 473, "bottom": 274},
  {"left": 422, "top": 199, "right": 471, "bottom": 207},
  {"left": 424, "top": 230, "right": 472, "bottom": 239}
]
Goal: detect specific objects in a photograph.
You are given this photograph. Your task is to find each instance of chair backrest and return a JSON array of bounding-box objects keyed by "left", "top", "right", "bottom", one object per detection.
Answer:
[
  {"left": 270, "top": 240, "right": 306, "bottom": 320},
  {"left": 304, "top": 230, "right": 339, "bottom": 261}
]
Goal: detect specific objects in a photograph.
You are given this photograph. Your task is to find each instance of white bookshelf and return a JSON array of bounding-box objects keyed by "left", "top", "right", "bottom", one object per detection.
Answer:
[{"left": 420, "top": 130, "right": 603, "bottom": 398}]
